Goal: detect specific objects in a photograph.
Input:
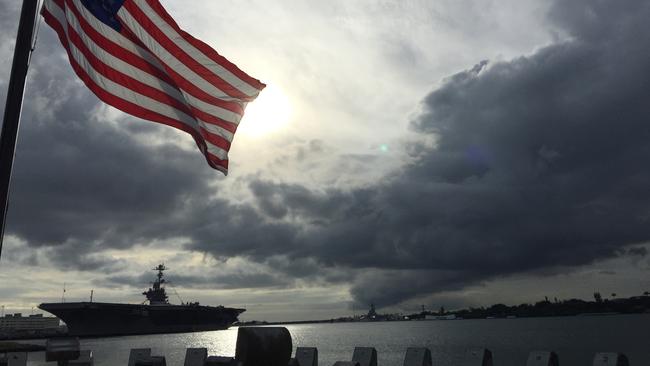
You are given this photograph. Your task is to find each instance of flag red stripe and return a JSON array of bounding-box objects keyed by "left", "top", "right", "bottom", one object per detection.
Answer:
[
  {"left": 66, "top": 0, "right": 238, "bottom": 143},
  {"left": 42, "top": 0, "right": 264, "bottom": 174},
  {"left": 47, "top": 3, "right": 236, "bottom": 152},
  {"left": 121, "top": 1, "right": 255, "bottom": 102},
  {"left": 200, "top": 127, "right": 232, "bottom": 151},
  {"left": 64, "top": 0, "right": 176, "bottom": 87},
  {"left": 191, "top": 107, "right": 237, "bottom": 134},
  {"left": 143, "top": 0, "right": 266, "bottom": 91},
  {"left": 42, "top": 8, "right": 67, "bottom": 46},
  {"left": 43, "top": 11, "right": 193, "bottom": 134},
  {"left": 65, "top": 21, "right": 196, "bottom": 119},
  {"left": 162, "top": 66, "right": 245, "bottom": 116},
  {"left": 42, "top": 9, "right": 229, "bottom": 172},
  {"left": 55, "top": 0, "right": 246, "bottom": 119},
  {"left": 207, "top": 155, "right": 229, "bottom": 172},
  {"left": 68, "top": 29, "right": 235, "bottom": 160},
  {"left": 113, "top": 22, "right": 246, "bottom": 118}
]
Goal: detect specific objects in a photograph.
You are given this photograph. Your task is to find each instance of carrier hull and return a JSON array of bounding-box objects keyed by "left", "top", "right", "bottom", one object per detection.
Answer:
[{"left": 39, "top": 302, "right": 244, "bottom": 337}]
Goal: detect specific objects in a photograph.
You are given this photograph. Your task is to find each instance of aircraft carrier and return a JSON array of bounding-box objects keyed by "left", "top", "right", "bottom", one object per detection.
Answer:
[{"left": 39, "top": 264, "right": 245, "bottom": 337}]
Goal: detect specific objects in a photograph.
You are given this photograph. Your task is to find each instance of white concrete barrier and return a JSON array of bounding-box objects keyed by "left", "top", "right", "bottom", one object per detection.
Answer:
[
  {"left": 462, "top": 348, "right": 493, "bottom": 366},
  {"left": 184, "top": 348, "right": 207, "bottom": 366},
  {"left": 593, "top": 353, "right": 629, "bottom": 366},
  {"left": 403, "top": 348, "right": 432, "bottom": 366},
  {"left": 128, "top": 349, "right": 151, "bottom": 366},
  {"left": 295, "top": 347, "right": 318, "bottom": 366},
  {"left": 526, "top": 351, "right": 558, "bottom": 366},
  {"left": 352, "top": 347, "right": 377, "bottom": 366}
]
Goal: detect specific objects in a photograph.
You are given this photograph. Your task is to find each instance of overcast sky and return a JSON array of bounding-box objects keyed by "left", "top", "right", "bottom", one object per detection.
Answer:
[{"left": 0, "top": 0, "right": 649, "bottom": 322}]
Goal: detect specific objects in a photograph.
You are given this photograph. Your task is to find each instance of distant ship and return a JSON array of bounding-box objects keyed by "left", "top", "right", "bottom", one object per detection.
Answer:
[{"left": 39, "top": 264, "right": 245, "bottom": 337}]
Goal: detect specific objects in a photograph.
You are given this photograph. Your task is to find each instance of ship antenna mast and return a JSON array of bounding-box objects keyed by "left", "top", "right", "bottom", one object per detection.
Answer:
[
  {"left": 170, "top": 285, "right": 185, "bottom": 305},
  {"left": 143, "top": 263, "right": 170, "bottom": 305},
  {"left": 155, "top": 264, "right": 166, "bottom": 282}
]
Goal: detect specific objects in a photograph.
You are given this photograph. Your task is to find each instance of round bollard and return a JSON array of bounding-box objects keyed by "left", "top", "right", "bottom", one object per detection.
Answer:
[{"left": 235, "top": 327, "right": 292, "bottom": 366}]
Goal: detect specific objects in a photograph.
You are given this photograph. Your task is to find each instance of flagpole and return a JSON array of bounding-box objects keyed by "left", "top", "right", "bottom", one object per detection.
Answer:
[{"left": 0, "top": 0, "right": 40, "bottom": 262}]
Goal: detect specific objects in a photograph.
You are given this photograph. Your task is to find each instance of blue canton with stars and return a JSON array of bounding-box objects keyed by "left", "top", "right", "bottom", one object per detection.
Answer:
[{"left": 80, "top": 0, "right": 126, "bottom": 31}]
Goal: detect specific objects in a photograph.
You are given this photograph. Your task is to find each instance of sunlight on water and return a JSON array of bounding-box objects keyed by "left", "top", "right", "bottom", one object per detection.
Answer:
[
  {"left": 25, "top": 329, "right": 240, "bottom": 366},
  {"left": 25, "top": 316, "right": 650, "bottom": 366}
]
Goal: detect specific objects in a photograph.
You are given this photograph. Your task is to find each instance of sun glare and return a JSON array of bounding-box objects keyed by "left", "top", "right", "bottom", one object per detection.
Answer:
[{"left": 238, "top": 84, "right": 292, "bottom": 138}]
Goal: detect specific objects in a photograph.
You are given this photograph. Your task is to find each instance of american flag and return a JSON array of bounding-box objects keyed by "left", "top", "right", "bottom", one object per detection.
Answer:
[{"left": 41, "top": 0, "right": 266, "bottom": 174}]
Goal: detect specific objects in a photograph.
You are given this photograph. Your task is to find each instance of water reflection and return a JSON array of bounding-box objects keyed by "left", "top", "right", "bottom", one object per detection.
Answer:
[{"left": 24, "top": 315, "right": 650, "bottom": 366}]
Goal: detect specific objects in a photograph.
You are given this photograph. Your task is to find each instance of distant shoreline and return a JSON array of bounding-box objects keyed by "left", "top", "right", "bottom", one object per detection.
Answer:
[
  {"left": 3, "top": 297, "right": 648, "bottom": 341},
  {"left": 239, "top": 310, "right": 650, "bottom": 327},
  {"left": 240, "top": 295, "right": 650, "bottom": 326}
]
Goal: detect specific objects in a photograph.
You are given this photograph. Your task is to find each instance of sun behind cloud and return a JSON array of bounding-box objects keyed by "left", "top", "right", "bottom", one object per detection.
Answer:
[{"left": 238, "top": 84, "right": 292, "bottom": 138}]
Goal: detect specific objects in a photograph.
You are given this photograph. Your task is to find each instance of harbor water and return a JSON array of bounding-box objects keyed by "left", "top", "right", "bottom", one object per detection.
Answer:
[{"left": 23, "top": 314, "right": 650, "bottom": 366}]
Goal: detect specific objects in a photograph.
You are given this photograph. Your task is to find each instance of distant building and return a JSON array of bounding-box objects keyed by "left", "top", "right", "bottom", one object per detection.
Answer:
[
  {"left": 425, "top": 314, "right": 457, "bottom": 320},
  {"left": 0, "top": 313, "right": 60, "bottom": 331}
]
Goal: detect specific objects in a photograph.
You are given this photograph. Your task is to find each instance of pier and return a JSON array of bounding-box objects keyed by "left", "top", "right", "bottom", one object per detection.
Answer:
[{"left": 0, "top": 327, "right": 632, "bottom": 366}]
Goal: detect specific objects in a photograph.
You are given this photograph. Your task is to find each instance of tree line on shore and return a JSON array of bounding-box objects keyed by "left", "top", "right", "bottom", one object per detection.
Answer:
[{"left": 410, "top": 292, "right": 650, "bottom": 320}]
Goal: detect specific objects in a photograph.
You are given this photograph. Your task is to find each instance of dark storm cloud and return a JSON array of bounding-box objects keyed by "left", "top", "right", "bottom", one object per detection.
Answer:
[
  {"left": 294, "top": 139, "right": 325, "bottom": 162},
  {"left": 625, "top": 247, "right": 648, "bottom": 258},
  {"left": 599, "top": 271, "right": 617, "bottom": 276},
  {"left": 3, "top": 0, "right": 650, "bottom": 308},
  {"left": 99, "top": 270, "right": 291, "bottom": 290},
  {"left": 549, "top": 0, "right": 649, "bottom": 42},
  {"left": 348, "top": 269, "right": 485, "bottom": 309},
  {"left": 0, "top": 1, "right": 19, "bottom": 42},
  {"left": 192, "top": 0, "right": 650, "bottom": 306},
  {"left": 43, "top": 241, "right": 127, "bottom": 273},
  {"left": 3, "top": 27, "right": 225, "bottom": 266},
  {"left": 0, "top": 1, "right": 19, "bottom": 107}
]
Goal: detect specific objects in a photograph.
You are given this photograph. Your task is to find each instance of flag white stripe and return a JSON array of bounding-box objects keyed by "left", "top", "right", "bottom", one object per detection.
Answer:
[
  {"left": 63, "top": 26, "right": 199, "bottom": 131},
  {"left": 117, "top": 8, "right": 240, "bottom": 103},
  {"left": 74, "top": 4, "right": 243, "bottom": 125},
  {"left": 43, "top": 0, "right": 66, "bottom": 26},
  {"left": 75, "top": 0, "right": 247, "bottom": 124},
  {"left": 68, "top": 0, "right": 167, "bottom": 75},
  {"left": 43, "top": 0, "right": 266, "bottom": 173},
  {"left": 206, "top": 141, "right": 229, "bottom": 161},
  {"left": 68, "top": 42, "right": 201, "bottom": 134},
  {"left": 133, "top": 0, "right": 260, "bottom": 98},
  {"left": 66, "top": 32, "right": 234, "bottom": 147},
  {"left": 64, "top": 6, "right": 187, "bottom": 105},
  {"left": 198, "top": 120, "right": 234, "bottom": 141},
  {"left": 62, "top": 2, "right": 237, "bottom": 143},
  {"left": 182, "top": 90, "right": 243, "bottom": 125}
]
